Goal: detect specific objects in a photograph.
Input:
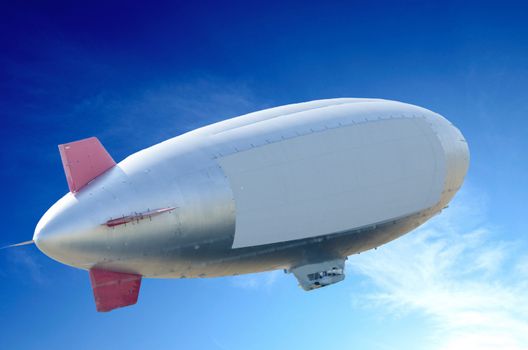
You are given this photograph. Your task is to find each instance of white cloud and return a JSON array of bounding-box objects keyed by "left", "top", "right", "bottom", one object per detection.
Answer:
[
  {"left": 348, "top": 185, "right": 528, "bottom": 350},
  {"left": 6, "top": 249, "right": 47, "bottom": 285},
  {"left": 515, "top": 255, "right": 528, "bottom": 277},
  {"left": 86, "top": 78, "right": 266, "bottom": 147},
  {"left": 231, "top": 269, "right": 283, "bottom": 291}
]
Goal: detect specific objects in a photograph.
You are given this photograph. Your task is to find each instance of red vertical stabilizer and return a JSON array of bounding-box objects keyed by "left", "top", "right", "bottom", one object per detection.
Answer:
[
  {"left": 58, "top": 137, "right": 116, "bottom": 193},
  {"left": 89, "top": 268, "right": 142, "bottom": 312}
]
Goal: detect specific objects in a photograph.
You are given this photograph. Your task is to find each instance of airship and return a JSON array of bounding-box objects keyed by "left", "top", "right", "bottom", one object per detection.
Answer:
[{"left": 14, "top": 98, "right": 469, "bottom": 312}]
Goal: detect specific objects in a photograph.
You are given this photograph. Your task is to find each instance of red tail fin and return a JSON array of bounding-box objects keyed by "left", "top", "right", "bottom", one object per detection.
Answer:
[
  {"left": 58, "top": 137, "right": 116, "bottom": 193},
  {"left": 89, "top": 268, "right": 142, "bottom": 312}
]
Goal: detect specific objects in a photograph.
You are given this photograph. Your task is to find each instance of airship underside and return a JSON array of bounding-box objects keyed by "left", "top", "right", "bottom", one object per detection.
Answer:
[{"left": 32, "top": 98, "right": 469, "bottom": 311}]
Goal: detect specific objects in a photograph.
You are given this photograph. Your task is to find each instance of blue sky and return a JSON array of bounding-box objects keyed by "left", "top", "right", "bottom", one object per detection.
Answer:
[{"left": 1, "top": 1, "right": 528, "bottom": 349}]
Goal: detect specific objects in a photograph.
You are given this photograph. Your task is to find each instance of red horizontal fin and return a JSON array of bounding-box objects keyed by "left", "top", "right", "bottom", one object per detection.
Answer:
[
  {"left": 58, "top": 137, "right": 116, "bottom": 193},
  {"left": 89, "top": 268, "right": 142, "bottom": 312}
]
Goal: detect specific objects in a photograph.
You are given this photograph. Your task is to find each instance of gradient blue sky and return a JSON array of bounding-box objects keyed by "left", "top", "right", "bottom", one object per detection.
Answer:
[{"left": 1, "top": 1, "right": 528, "bottom": 349}]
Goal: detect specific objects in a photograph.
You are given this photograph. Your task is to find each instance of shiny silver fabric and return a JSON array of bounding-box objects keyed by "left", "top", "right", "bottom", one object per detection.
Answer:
[{"left": 34, "top": 98, "right": 469, "bottom": 278}]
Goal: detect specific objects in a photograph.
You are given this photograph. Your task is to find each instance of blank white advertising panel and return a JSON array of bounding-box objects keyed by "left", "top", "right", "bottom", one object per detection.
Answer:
[{"left": 218, "top": 118, "right": 446, "bottom": 248}]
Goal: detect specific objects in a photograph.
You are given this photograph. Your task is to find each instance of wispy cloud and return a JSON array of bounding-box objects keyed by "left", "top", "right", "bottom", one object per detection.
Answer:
[
  {"left": 5, "top": 249, "right": 48, "bottom": 286},
  {"left": 231, "top": 270, "right": 283, "bottom": 291},
  {"left": 72, "top": 78, "right": 266, "bottom": 149},
  {"left": 349, "top": 185, "right": 528, "bottom": 350}
]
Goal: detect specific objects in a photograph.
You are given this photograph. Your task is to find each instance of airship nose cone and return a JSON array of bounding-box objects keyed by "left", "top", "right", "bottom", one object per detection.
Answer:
[
  {"left": 448, "top": 124, "right": 470, "bottom": 191},
  {"left": 435, "top": 118, "right": 470, "bottom": 206}
]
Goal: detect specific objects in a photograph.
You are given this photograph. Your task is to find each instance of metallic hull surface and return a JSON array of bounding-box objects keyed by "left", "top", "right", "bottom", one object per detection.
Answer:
[{"left": 34, "top": 98, "right": 469, "bottom": 278}]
